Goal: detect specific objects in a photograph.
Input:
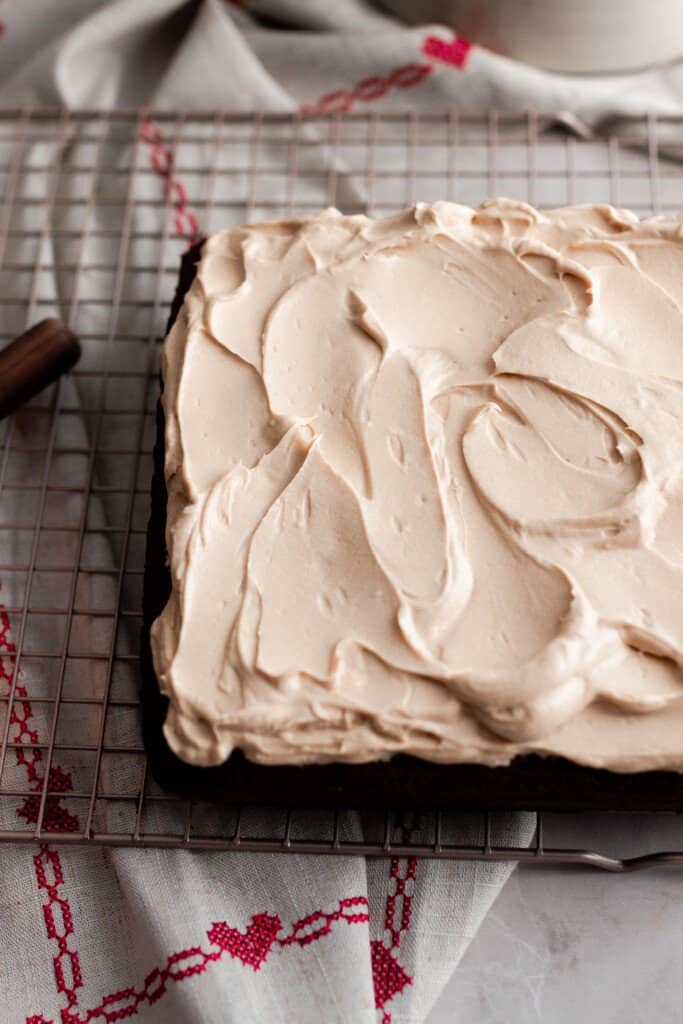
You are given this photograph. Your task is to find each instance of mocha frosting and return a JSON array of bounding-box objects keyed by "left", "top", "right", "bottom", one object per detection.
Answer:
[{"left": 151, "top": 201, "right": 683, "bottom": 770}]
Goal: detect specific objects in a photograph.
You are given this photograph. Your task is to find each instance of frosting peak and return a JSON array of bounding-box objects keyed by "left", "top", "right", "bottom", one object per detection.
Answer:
[{"left": 152, "top": 201, "right": 683, "bottom": 770}]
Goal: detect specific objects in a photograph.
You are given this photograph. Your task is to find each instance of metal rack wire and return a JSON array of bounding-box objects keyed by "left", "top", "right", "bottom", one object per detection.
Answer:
[{"left": 1, "top": 108, "right": 683, "bottom": 869}]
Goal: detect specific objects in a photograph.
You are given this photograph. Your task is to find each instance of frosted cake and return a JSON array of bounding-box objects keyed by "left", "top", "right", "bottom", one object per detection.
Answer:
[{"left": 150, "top": 201, "right": 683, "bottom": 772}]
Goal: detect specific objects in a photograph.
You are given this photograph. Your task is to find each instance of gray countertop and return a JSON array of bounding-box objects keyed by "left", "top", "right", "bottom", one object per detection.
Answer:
[{"left": 427, "top": 814, "right": 683, "bottom": 1023}]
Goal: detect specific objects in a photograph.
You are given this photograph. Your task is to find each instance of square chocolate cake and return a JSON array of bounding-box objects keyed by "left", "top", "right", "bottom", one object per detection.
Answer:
[{"left": 141, "top": 201, "right": 683, "bottom": 808}]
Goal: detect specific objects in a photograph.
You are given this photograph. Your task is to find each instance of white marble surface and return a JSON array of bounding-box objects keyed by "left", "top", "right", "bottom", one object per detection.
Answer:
[{"left": 426, "top": 814, "right": 683, "bottom": 1024}]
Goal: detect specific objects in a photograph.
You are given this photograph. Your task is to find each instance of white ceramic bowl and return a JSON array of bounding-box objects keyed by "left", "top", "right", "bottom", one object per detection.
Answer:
[{"left": 380, "top": 0, "right": 683, "bottom": 73}]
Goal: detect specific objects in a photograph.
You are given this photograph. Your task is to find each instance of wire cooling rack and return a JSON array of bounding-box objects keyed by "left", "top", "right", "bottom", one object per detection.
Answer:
[{"left": 2, "top": 108, "right": 683, "bottom": 870}]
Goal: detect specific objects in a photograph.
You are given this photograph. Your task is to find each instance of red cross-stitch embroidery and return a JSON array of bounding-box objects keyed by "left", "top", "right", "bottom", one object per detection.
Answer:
[
  {"left": 207, "top": 912, "right": 282, "bottom": 969},
  {"left": 35, "top": 847, "right": 84, "bottom": 1015},
  {"left": 1, "top": 605, "right": 83, "bottom": 1023},
  {"left": 371, "top": 942, "right": 412, "bottom": 1018},
  {"left": 279, "top": 895, "right": 370, "bottom": 948},
  {"left": 25, "top": 898, "right": 369, "bottom": 1023},
  {"left": 300, "top": 62, "right": 433, "bottom": 116},
  {"left": 371, "top": 818, "right": 420, "bottom": 1023},
  {"left": 299, "top": 34, "right": 471, "bottom": 116},
  {"left": 139, "top": 115, "right": 200, "bottom": 247},
  {"left": 1, "top": 607, "right": 79, "bottom": 832},
  {"left": 422, "top": 34, "right": 472, "bottom": 70}
]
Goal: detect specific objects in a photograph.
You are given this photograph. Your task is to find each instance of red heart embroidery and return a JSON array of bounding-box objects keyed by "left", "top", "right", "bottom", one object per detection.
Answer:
[
  {"left": 423, "top": 34, "right": 472, "bottom": 69},
  {"left": 207, "top": 913, "right": 282, "bottom": 971}
]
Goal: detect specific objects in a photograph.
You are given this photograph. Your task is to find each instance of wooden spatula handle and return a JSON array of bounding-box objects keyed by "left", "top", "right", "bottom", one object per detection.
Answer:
[{"left": 0, "top": 318, "right": 81, "bottom": 419}]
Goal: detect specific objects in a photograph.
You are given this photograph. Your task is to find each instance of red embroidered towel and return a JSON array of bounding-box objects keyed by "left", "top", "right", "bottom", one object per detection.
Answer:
[{"left": 5, "top": 0, "right": 678, "bottom": 1019}]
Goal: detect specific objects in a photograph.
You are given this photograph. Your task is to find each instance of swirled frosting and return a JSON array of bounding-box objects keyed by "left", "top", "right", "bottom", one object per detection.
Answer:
[{"left": 151, "top": 201, "right": 683, "bottom": 770}]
